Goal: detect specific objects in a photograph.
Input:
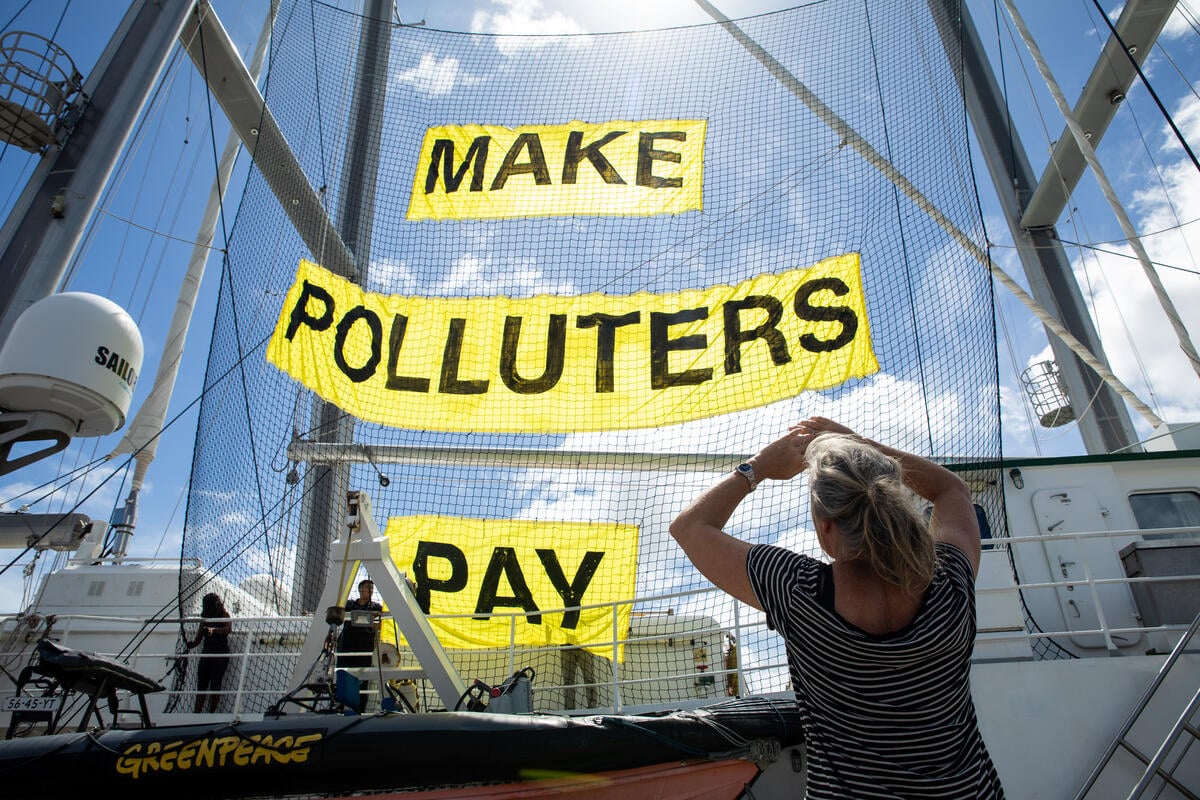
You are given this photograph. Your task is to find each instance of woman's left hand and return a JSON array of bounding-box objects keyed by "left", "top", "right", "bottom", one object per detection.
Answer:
[{"left": 749, "top": 426, "right": 812, "bottom": 482}]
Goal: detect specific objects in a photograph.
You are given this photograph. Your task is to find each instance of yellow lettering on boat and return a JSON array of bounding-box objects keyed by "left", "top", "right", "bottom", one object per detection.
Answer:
[
  {"left": 177, "top": 740, "right": 197, "bottom": 770},
  {"left": 407, "top": 120, "right": 705, "bottom": 220},
  {"left": 113, "top": 732, "right": 324, "bottom": 780},
  {"left": 384, "top": 516, "right": 637, "bottom": 661},
  {"left": 266, "top": 254, "right": 878, "bottom": 433}
]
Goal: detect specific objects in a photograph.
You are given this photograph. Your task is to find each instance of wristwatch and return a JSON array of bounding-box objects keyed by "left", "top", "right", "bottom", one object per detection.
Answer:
[{"left": 734, "top": 462, "right": 758, "bottom": 491}]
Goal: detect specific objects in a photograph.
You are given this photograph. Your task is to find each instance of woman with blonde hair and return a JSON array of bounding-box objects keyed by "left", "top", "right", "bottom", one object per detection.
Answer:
[{"left": 670, "top": 416, "right": 1004, "bottom": 798}]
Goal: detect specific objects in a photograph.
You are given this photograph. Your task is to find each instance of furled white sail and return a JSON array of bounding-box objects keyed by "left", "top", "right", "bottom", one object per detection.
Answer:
[{"left": 108, "top": 2, "right": 276, "bottom": 486}]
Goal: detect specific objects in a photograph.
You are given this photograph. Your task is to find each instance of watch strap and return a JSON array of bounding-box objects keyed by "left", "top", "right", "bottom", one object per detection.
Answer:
[{"left": 735, "top": 462, "right": 758, "bottom": 491}]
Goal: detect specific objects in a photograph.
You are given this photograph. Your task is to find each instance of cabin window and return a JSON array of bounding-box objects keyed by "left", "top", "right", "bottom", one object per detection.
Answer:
[
  {"left": 126, "top": 580, "right": 144, "bottom": 597},
  {"left": 87, "top": 581, "right": 104, "bottom": 597},
  {"left": 1129, "top": 491, "right": 1200, "bottom": 540}
]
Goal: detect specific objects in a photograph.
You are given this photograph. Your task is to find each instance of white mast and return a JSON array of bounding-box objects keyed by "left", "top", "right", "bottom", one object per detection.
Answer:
[{"left": 104, "top": 2, "right": 279, "bottom": 559}]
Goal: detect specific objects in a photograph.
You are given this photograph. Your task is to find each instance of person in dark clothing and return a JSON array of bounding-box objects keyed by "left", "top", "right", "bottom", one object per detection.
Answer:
[
  {"left": 338, "top": 579, "right": 382, "bottom": 669},
  {"left": 188, "top": 592, "right": 232, "bottom": 714},
  {"left": 670, "top": 416, "right": 1004, "bottom": 798}
]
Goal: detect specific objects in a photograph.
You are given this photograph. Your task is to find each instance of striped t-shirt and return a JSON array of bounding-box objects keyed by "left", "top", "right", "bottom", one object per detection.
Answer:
[{"left": 747, "top": 541, "right": 1005, "bottom": 799}]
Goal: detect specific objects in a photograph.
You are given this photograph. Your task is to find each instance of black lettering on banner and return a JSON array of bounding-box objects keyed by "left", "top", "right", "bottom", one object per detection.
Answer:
[
  {"left": 333, "top": 306, "right": 382, "bottom": 383},
  {"left": 577, "top": 311, "right": 641, "bottom": 393},
  {"left": 500, "top": 315, "right": 567, "bottom": 394},
  {"left": 285, "top": 281, "right": 335, "bottom": 339},
  {"left": 723, "top": 295, "right": 790, "bottom": 374},
  {"left": 793, "top": 278, "right": 858, "bottom": 352},
  {"left": 650, "top": 308, "right": 712, "bottom": 389},
  {"left": 475, "top": 547, "right": 541, "bottom": 624},
  {"left": 536, "top": 549, "right": 604, "bottom": 630},
  {"left": 386, "top": 314, "right": 431, "bottom": 392},
  {"left": 562, "top": 130, "right": 627, "bottom": 184},
  {"left": 426, "top": 137, "right": 490, "bottom": 193},
  {"left": 490, "top": 133, "right": 551, "bottom": 191},
  {"left": 412, "top": 541, "right": 469, "bottom": 614},
  {"left": 439, "top": 318, "right": 489, "bottom": 394},
  {"left": 636, "top": 131, "right": 685, "bottom": 188}
]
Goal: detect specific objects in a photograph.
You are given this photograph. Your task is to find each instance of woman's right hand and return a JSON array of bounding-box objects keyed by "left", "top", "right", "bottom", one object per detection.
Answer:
[{"left": 750, "top": 417, "right": 857, "bottom": 482}]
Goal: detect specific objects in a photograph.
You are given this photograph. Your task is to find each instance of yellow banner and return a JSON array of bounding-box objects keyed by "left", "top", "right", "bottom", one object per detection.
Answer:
[
  {"left": 266, "top": 254, "right": 878, "bottom": 433},
  {"left": 406, "top": 120, "right": 705, "bottom": 220},
  {"left": 383, "top": 516, "right": 637, "bottom": 660}
]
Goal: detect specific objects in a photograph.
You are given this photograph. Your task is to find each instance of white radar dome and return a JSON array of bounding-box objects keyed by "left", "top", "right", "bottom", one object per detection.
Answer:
[{"left": 0, "top": 292, "right": 143, "bottom": 436}]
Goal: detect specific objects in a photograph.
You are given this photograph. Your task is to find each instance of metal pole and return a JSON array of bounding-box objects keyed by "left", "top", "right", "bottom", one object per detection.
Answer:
[
  {"left": 295, "top": 0, "right": 392, "bottom": 616},
  {"left": 0, "top": 0, "right": 197, "bottom": 344},
  {"left": 929, "top": 0, "right": 1142, "bottom": 454}
]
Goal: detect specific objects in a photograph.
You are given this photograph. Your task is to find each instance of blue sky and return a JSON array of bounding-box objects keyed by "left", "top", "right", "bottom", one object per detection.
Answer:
[{"left": 1, "top": 0, "right": 1198, "bottom": 612}]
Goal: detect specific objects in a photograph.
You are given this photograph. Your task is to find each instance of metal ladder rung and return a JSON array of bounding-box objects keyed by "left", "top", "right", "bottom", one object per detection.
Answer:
[
  {"left": 1075, "top": 611, "right": 1200, "bottom": 800},
  {"left": 1125, "top": 685, "right": 1200, "bottom": 800}
]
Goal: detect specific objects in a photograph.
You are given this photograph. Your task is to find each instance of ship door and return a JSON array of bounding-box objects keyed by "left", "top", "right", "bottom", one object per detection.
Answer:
[{"left": 1034, "top": 488, "right": 1142, "bottom": 651}]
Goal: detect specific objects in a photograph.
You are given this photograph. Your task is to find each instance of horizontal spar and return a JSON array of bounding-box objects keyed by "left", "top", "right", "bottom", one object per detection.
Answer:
[{"left": 285, "top": 441, "right": 749, "bottom": 472}]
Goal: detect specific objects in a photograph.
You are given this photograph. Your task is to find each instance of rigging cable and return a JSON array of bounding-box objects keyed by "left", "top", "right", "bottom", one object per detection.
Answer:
[
  {"left": 993, "top": 4, "right": 1117, "bottom": 438},
  {"left": 1088, "top": 0, "right": 1200, "bottom": 176},
  {"left": 697, "top": 0, "right": 1161, "bottom": 430},
  {"left": 1072, "top": 211, "right": 1164, "bottom": 418},
  {"left": 1002, "top": 0, "right": 1200, "bottom": 388},
  {"left": 60, "top": 43, "right": 190, "bottom": 289},
  {"left": 862, "top": 0, "right": 935, "bottom": 454},
  {"left": 195, "top": 11, "right": 272, "bottom": 542},
  {"left": 1076, "top": 0, "right": 1200, "bottom": 275},
  {"left": 1048, "top": 238, "right": 1200, "bottom": 277},
  {"left": 0, "top": 453, "right": 111, "bottom": 507}
]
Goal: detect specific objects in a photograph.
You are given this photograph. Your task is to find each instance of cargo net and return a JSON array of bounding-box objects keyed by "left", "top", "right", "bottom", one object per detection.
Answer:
[{"left": 179, "top": 0, "right": 1010, "bottom": 714}]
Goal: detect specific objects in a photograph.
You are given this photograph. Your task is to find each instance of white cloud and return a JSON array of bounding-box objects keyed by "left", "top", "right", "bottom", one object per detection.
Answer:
[
  {"left": 1161, "top": 2, "right": 1199, "bottom": 39},
  {"left": 470, "top": 0, "right": 591, "bottom": 56},
  {"left": 435, "top": 252, "right": 577, "bottom": 296},
  {"left": 393, "top": 52, "right": 479, "bottom": 96},
  {"left": 1070, "top": 94, "right": 1200, "bottom": 430},
  {"left": 368, "top": 256, "right": 419, "bottom": 294}
]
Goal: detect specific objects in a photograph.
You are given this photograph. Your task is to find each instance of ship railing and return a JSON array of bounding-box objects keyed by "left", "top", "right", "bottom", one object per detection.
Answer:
[
  {"left": 2, "top": 523, "right": 1197, "bottom": 718},
  {"left": 973, "top": 525, "right": 1200, "bottom": 659},
  {"left": 63, "top": 555, "right": 204, "bottom": 567}
]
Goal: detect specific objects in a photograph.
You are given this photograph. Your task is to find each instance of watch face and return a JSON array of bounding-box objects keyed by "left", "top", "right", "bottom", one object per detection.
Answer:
[{"left": 738, "top": 464, "right": 752, "bottom": 475}]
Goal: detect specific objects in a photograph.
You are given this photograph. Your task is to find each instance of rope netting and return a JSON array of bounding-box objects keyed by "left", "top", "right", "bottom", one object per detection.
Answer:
[{"left": 180, "top": 0, "right": 1004, "bottom": 710}]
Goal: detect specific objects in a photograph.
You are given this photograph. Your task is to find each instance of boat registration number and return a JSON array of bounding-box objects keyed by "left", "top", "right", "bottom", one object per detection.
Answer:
[{"left": 3, "top": 696, "right": 57, "bottom": 712}]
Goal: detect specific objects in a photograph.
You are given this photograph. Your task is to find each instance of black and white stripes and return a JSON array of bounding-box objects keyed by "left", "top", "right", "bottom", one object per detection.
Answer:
[{"left": 748, "top": 542, "right": 1005, "bottom": 798}]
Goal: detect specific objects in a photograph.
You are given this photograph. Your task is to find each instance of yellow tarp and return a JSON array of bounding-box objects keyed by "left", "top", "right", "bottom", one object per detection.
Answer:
[
  {"left": 265, "top": 253, "right": 878, "bottom": 433},
  {"left": 406, "top": 120, "right": 705, "bottom": 220},
  {"left": 382, "top": 515, "right": 638, "bottom": 661}
]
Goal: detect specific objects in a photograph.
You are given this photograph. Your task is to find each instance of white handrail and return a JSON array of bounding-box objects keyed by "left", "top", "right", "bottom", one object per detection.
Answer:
[{"left": 3, "top": 525, "right": 1198, "bottom": 717}]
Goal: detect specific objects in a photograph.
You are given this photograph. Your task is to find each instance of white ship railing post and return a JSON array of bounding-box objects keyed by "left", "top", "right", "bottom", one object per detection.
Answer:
[
  {"left": 611, "top": 602, "right": 622, "bottom": 712},
  {"left": 231, "top": 629, "right": 252, "bottom": 716}
]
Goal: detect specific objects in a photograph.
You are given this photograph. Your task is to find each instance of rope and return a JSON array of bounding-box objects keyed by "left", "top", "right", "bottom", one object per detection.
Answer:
[
  {"left": 1002, "top": 0, "right": 1200, "bottom": 393},
  {"left": 696, "top": 0, "right": 1164, "bottom": 430}
]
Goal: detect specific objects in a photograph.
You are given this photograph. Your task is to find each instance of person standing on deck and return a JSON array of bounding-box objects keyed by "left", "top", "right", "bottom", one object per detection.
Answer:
[
  {"left": 337, "top": 579, "right": 383, "bottom": 706},
  {"left": 338, "top": 579, "right": 383, "bottom": 668},
  {"left": 670, "top": 416, "right": 1005, "bottom": 798},
  {"left": 187, "top": 592, "right": 232, "bottom": 714}
]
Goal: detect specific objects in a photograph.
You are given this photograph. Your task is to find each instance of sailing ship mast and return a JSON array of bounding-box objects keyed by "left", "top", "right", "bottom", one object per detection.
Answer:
[
  {"left": 104, "top": 2, "right": 279, "bottom": 559},
  {"left": 0, "top": 1, "right": 196, "bottom": 346},
  {"left": 926, "top": 0, "right": 1161, "bottom": 453},
  {"left": 699, "top": 0, "right": 1177, "bottom": 455},
  {"left": 295, "top": 0, "right": 392, "bottom": 615}
]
